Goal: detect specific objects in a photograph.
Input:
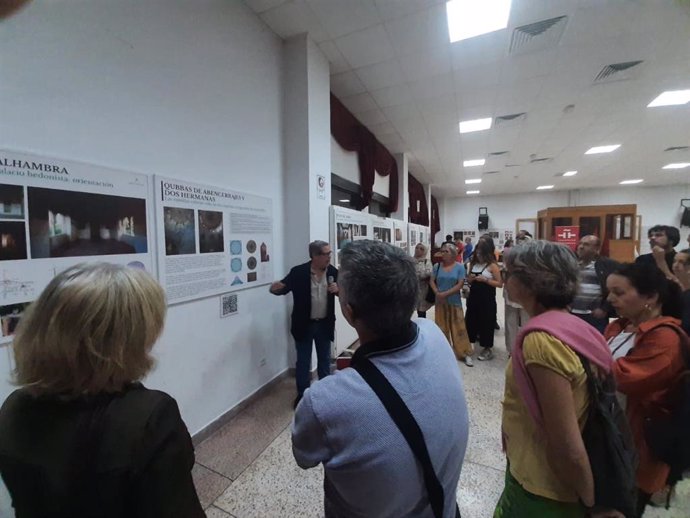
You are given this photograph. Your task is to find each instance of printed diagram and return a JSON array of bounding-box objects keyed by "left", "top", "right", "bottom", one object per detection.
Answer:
[{"left": 0, "top": 274, "right": 35, "bottom": 301}]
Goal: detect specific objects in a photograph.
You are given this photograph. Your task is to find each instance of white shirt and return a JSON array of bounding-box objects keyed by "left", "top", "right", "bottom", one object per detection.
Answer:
[{"left": 310, "top": 269, "right": 328, "bottom": 319}]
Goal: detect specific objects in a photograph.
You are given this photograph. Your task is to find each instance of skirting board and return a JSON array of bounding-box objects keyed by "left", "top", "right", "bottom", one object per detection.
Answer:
[{"left": 192, "top": 368, "right": 294, "bottom": 446}]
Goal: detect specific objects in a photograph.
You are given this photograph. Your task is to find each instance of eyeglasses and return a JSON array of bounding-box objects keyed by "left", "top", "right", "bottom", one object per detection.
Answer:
[{"left": 317, "top": 251, "right": 332, "bottom": 256}]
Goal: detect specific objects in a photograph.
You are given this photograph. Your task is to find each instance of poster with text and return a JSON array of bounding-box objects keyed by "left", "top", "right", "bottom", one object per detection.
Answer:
[
  {"left": 330, "top": 206, "right": 371, "bottom": 267},
  {"left": 155, "top": 176, "right": 273, "bottom": 304},
  {"left": 0, "top": 150, "right": 154, "bottom": 345}
]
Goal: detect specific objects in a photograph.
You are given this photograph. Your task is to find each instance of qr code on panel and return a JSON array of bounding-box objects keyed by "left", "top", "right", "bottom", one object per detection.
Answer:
[{"left": 221, "top": 293, "right": 238, "bottom": 318}]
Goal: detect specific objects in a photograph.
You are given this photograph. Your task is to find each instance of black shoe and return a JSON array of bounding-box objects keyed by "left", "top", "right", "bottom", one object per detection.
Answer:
[
  {"left": 494, "top": 322, "right": 500, "bottom": 330},
  {"left": 293, "top": 395, "right": 303, "bottom": 410}
]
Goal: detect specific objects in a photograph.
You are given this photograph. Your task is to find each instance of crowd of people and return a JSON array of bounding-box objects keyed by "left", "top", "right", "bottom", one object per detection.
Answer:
[{"left": 0, "top": 227, "right": 689, "bottom": 517}]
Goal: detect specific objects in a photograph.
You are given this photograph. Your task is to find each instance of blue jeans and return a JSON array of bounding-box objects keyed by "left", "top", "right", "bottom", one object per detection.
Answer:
[{"left": 295, "top": 320, "right": 332, "bottom": 396}]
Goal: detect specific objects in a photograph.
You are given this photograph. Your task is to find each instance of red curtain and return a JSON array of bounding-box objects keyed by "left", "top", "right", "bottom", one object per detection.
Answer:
[
  {"left": 408, "top": 173, "right": 429, "bottom": 226},
  {"left": 431, "top": 196, "right": 440, "bottom": 247},
  {"left": 331, "top": 94, "right": 399, "bottom": 213}
]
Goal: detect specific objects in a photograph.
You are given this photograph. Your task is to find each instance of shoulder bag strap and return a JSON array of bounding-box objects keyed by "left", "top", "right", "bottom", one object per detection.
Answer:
[{"left": 352, "top": 357, "right": 460, "bottom": 518}]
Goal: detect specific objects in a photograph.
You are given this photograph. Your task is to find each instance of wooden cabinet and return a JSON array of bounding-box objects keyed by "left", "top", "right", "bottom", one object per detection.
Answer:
[{"left": 537, "top": 204, "right": 637, "bottom": 262}]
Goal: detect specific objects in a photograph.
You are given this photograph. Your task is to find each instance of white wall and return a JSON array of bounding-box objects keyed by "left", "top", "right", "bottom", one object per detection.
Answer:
[
  {"left": 331, "top": 136, "right": 390, "bottom": 197},
  {"left": 442, "top": 184, "right": 690, "bottom": 255},
  {"left": 0, "top": 0, "right": 289, "bottom": 434}
]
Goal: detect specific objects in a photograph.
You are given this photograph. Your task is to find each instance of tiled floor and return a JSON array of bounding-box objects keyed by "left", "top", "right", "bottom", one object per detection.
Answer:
[{"left": 192, "top": 293, "right": 690, "bottom": 517}]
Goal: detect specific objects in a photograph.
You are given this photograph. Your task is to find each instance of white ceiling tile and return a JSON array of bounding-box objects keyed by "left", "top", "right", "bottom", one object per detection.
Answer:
[
  {"left": 354, "top": 58, "right": 406, "bottom": 90},
  {"left": 356, "top": 108, "right": 388, "bottom": 125},
  {"left": 370, "top": 83, "right": 414, "bottom": 108},
  {"left": 382, "top": 103, "right": 421, "bottom": 124},
  {"left": 500, "top": 49, "right": 559, "bottom": 82},
  {"left": 307, "top": 0, "right": 380, "bottom": 39},
  {"left": 368, "top": 121, "right": 398, "bottom": 136},
  {"left": 330, "top": 70, "right": 367, "bottom": 98},
  {"left": 408, "top": 72, "right": 455, "bottom": 101},
  {"left": 374, "top": 0, "right": 443, "bottom": 22},
  {"left": 383, "top": 4, "right": 449, "bottom": 57},
  {"left": 259, "top": 1, "right": 330, "bottom": 42},
  {"left": 399, "top": 46, "right": 452, "bottom": 82},
  {"left": 244, "top": 0, "right": 290, "bottom": 14},
  {"left": 453, "top": 64, "right": 501, "bottom": 90},
  {"left": 318, "top": 41, "right": 351, "bottom": 74},
  {"left": 334, "top": 25, "right": 396, "bottom": 68},
  {"left": 450, "top": 31, "right": 508, "bottom": 70},
  {"left": 456, "top": 87, "right": 498, "bottom": 112},
  {"left": 340, "top": 92, "right": 378, "bottom": 114}
]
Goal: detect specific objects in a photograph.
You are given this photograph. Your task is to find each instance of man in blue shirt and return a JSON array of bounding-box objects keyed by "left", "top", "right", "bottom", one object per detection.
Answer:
[{"left": 292, "top": 240, "right": 469, "bottom": 518}]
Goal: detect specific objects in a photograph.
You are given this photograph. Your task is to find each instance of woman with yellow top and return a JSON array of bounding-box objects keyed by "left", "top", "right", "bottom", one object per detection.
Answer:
[{"left": 495, "top": 241, "right": 620, "bottom": 518}]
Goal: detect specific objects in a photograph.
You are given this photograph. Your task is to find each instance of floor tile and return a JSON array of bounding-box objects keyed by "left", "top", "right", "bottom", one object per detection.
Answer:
[
  {"left": 195, "top": 377, "right": 295, "bottom": 480},
  {"left": 214, "top": 427, "right": 324, "bottom": 518},
  {"left": 205, "top": 505, "right": 237, "bottom": 518},
  {"left": 456, "top": 461, "right": 505, "bottom": 518},
  {"left": 192, "top": 463, "right": 233, "bottom": 509}
]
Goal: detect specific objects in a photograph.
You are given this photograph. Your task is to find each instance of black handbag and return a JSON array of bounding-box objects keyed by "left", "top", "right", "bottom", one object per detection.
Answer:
[
  {"left": 352, "top": 356, "right": 461, "bottom": 518},
  {"left": 425, "top": 264, "right": 439, "bottom": 304}
]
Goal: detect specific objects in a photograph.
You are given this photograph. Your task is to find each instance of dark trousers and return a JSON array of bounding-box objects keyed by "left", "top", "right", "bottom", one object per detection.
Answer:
[
  {"left": 295, "top": 320, "right": 332, "bottom": 396},
  {"left": 466, "top": 285, "right": 497, "bottom": 349},
  {"left": 573, "top": 312, "right": 609, "bottom": 334},
  {"left": 417, "top": 310, "right": 427, "bottom": 318}
]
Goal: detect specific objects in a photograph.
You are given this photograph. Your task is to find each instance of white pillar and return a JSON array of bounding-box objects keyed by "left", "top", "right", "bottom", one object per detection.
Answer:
[{"left": 283, "top": 34, "right": 331, "bottom": 268}]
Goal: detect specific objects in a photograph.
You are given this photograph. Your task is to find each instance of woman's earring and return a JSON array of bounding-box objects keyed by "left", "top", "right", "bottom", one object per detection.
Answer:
[{"left": 644, "top": 303, "right": 651, "bottom": 312}]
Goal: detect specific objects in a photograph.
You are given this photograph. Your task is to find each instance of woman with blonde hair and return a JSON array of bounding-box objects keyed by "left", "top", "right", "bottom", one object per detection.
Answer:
[
  {"left": 0, "top": 262, "right": 204, "bottom": 517},
  {"left": 429, "top": 242, "right": 474, "bottom": 366}
]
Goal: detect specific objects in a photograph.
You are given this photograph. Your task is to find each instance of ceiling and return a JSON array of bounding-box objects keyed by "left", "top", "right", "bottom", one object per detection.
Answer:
[{"left": 245, "top": 0, "right": 690, "bottom": 198}]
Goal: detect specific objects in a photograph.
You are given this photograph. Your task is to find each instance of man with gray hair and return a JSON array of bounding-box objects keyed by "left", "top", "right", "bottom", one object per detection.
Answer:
[
  {"left": 292, "top": 240, "right": 469, "bottom": 517},
  {"left": 270, "top": 240, "right": 339, "bottom": 408}
]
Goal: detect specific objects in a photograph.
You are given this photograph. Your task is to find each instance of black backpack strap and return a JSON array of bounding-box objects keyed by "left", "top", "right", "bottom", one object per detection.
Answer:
[{"left": 352, "top": 357, "right": 460, "bottom": 518}]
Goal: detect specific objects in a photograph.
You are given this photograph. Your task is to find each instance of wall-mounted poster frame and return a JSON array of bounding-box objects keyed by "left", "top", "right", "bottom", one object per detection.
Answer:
[
  {"left": 154, "top": 176, "right": 273, "bottom": 304},
  {"left": 330, "top": 205, "right": 372, "bottom": 268},
  {"left": 393, "top": 219, "right": 408, "bottom": 251},
  {"left": 370, "top": 214, "right": 394, "bottom": 244},
  {"left": 407, "top": 223, "right": 430, "bottom": 256},
  {"left": 0, "top": 150, "right": 154, "bottom": 345}
]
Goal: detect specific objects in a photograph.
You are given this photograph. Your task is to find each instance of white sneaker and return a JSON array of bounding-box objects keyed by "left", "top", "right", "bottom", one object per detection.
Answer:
[
  {"left": 464, "top": 356, "right": 474, "bottom": 367},
  {"left": 478, "top": 348, "right": 494, "bottom": 361}
]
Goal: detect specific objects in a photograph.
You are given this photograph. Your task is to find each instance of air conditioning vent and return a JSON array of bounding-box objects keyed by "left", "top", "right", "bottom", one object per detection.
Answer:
[
  {"left": 510, "top": 16, "right": 568, "bottom": 55},
  {"left": 665, "top": 146, "right": 690, "bottom": 152},
  {"left": 483, "top": 170, "right": 500, "bottom": 175},
  {"left": 505, "top": 164, "right": 521, "bottom": 168},
  {"left": 495, "top": 113, "right": 527, "bottom": 126},
  {"left": 594, "top": 60, "right": 644, "bottom": 84},
  {"left": 489, "top": 151, "right": 510, "bottom": 156},
  {"left": 530, "top": 157, "right": 553, "bottom": 164}
]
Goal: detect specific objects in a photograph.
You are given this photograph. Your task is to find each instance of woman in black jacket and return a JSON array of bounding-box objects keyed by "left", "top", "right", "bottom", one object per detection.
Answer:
[{"left": 0, "top": 262, "right": 204, "bottom": 518}]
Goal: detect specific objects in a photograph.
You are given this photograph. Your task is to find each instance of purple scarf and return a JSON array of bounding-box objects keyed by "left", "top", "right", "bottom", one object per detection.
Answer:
[{"left": 513, "top": 310, "right": 614, "bottom": 428}]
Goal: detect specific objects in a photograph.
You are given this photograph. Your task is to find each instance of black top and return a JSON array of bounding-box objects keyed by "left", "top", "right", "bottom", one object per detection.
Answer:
[
  {"left": 635, "top": 250, "right": 676, "bottom": 271},
  {"left": 0, "top": 384, "right": 204, "bottom": 518},
  {"left": 594, "top": 256, "right": 620, "bottom": 317},
  {"left": 682, "top": 290, "right": 690, "bottom": 337},
  {"left": 276, "top": 261, "right": 338, "bottom": 341}
]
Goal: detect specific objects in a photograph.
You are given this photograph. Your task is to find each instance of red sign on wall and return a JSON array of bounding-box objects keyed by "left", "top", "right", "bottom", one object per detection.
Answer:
[{"left": 554, "top": 226, "right": 580, "bottom": 251}]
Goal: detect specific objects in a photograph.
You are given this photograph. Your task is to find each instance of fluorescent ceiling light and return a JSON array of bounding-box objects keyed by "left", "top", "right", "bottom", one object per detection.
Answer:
[
  {"left": 465, "top": 179, "right": 482, "bottom": 184},
  {"left": 563, "top": 170, "right": 578, "bottom": 177},
  {"left": 585, "top": 144, "right": 621, "bottom": 154},
  {"left": 463, "top": 159, "right": 485, "bottom": 167},
  {"left": 620, "top": 179, "right": 643, "bottom": 185},
  {"left": 536, "top": 185, "right": 554, "bottom": 190},
  {"left": 446, "top": 0, "right": 512, "bottom": 43},
  {"left": 338, "top": 199, "right": 350, "bottom": 202},
  {"left": 647, "top": 90, "right": 690, "bottom": 108},
  {"left": 466, "top": 190, "right": 480, "bottom": 194},
  {"left": 663, "top": 163, "right": 690, "bottom": 170},
  {"left": 459, "top": 117, "right": 492, "bottom": 133}
]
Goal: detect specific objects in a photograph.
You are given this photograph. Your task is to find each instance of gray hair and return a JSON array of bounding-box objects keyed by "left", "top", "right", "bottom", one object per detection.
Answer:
[
  {"left": 504, "top": 240, "right": 579, "bottom": 309},
  {"left": 339, "top": 240, "right": 417, "bottom": 335},
  {"left": 442, "top": 242, "right": 458, "bottom": 259},
  {"left": 309, "top": 240, "right": 329, "bottom": 258}
]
